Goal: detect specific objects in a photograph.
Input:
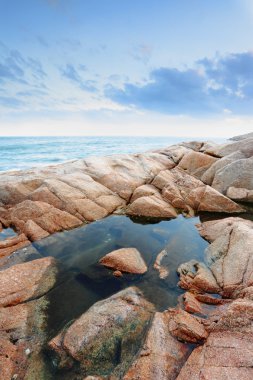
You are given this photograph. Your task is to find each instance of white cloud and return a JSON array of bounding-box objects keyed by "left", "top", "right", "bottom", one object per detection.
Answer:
[{"left": 1, "top": 110, "right": 252, "bottom": 138}]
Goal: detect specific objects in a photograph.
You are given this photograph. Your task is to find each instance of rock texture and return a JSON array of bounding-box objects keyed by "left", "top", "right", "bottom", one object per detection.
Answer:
[
  {"left": 99, "top": 247, "right": 148, "bottom": 274},
  {"left": 0, "top": 257, "right": 57, "bottom": 307},
  {"left": 176, "top": 216, "right": 253, "bottom": 380},
  {"left": 48, "top": 287, "right": 154, "bottom": 378},
  {"left": 0, "top": 133, "right": 252, "bottom": 379},
  {"left": 0, "top": 257, "right": 58, "bottom": 379},
  {"left": 0, "top": 135, "right": 249, "bottom": 258},
  {"left": 123, "top": 312, "right": 190, "bottom": 380}
]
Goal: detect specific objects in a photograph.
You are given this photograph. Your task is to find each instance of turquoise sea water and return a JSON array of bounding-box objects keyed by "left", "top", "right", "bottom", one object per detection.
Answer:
[{"left": 0, "top": 136, "right": 224, "bottom": 172}]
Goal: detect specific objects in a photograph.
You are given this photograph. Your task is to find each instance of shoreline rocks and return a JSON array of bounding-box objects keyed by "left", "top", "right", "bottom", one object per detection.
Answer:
[
  {"left": 0, "top": 135, "right": 250, "bottom": 257},
  {"left": 0, "top": 133, "right": 252, "bottom": 379}
]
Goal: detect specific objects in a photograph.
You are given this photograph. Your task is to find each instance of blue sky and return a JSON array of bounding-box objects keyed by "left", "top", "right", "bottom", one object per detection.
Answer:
[{"left": 0, "top": 0, "right": 253, "bottom": 137}]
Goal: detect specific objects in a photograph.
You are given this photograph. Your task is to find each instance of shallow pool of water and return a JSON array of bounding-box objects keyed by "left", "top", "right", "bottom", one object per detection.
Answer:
[
  {"left": 34, "top": 214, "right": 208, "bottom": 339},
  {"left": 0, "top": 227, "right": 17, "bottom": 240}
]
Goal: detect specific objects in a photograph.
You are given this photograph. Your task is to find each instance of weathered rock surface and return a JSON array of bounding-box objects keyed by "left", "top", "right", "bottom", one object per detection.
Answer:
[
  {"left": 153, "top": 168, "right": 243, "bottom": 213},
  {"left": 179, "top": 218, "right": 253, "bottom": 298},
  {"left": 181, "top": 298, "right": 253, "bottom": 378},
  {"left": 130, "top": 184, "right": 160, "bottom": 202},
  {"left": 177, "top": 331, "right": 253, "bottom": 380},
  {"left": 229, "top": 132, "right": 253, "bottom": 141},
  {"left": 127, "top": 194, "right": 178, "bottom": 218},
  {"left": 123, "top": 312, "right": 190, "bottom": 380},
  {"left": 168, "top": 309, "right": 208, "bottom": 343},
  {"left": 204, "top": 219, "right": 253, "bottom": 297},
  {"left": 227, "top": 186, "right": 253, "bottom": 202},
  {"left": 48, "top": 287, "right": 154, "bottom": 377},
  {"left": 0, "top": 133, "right": 252, "bottom": 379},
  {"left": 0, "top": 134, "right": 249, "bottom": 259},
  {"left": 0, "top": 233, "right": 30, "bottom": 258},
  {"left": 99, "top": 247, "right": 148, "bottom": 274},
  {"left": 175, "top": 214, "right": 253, "bottom": 380},
  {"left": 178, "top": 260, "right": 221, "bottom": 294},
  {"left": 201, "top": 151, "right": 246, "bottom": 185},
  {"left": 212, "top": 157, "right": 253, "bottom": 194},
  {"left": 183, "top": 292, "right": 203, "bottom": 314},
  {"left": 0, "top": 257, "right": 58, "bottom": 379},
  {"left": 205, "top": 137, "right": 253, "bottom": 158},
  {"left": 0, "top": 257, "right": 57, "bottom": 307},
  {"left": 178, "top": 151, "right": 218, "bottom": 179}
]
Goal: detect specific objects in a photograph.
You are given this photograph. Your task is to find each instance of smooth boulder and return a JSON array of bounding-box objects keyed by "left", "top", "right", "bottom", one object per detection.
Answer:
[
  {"left": 99, "top": 247, "right": 148, "bottom": 274},
  {"left": 48, "top": 287, "right": 154, "bottom": 377}
]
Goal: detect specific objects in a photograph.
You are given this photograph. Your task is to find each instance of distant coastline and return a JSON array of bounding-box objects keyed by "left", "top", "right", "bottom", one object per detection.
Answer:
[{"left": 0, "top": 135, "right": 225, "bottom": 173}]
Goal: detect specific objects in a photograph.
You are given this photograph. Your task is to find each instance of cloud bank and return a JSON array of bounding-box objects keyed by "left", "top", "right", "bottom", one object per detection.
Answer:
[{"left": 106, "top": 52, "right": 253, "bottom": 115}]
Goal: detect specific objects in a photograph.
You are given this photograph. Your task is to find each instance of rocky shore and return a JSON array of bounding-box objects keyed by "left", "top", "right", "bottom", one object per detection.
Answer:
[{"left": 0, "top": 133, "right": 252, "bottom": 379}]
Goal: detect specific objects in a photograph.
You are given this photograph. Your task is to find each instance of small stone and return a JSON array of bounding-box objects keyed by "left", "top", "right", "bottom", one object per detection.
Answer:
[
  {"left": 25, "top": 348, "right": 31, "bottom": 356},
  {"left": 100, "top": 248, "right": 148, "bottom": 274},
  {"left": 113, "top": 270, "right": 123, "bottom": 277}
]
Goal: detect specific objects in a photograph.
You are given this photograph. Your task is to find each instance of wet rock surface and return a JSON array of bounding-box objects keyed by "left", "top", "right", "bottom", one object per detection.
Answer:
[
  {"left": 0, "top": 257, "right": 58, "bottom": 379},
  {"left": 0, "top": 133, "right": 252, "bottom": 379},
  {"left": 48, "top": 287, "right": 154, "bottom": 378}
]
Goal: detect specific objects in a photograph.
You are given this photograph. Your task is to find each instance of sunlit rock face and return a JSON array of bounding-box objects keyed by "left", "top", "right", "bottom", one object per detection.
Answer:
[
  {"left": 0, "top": 134, "right": 249, "bottom": 257},
  {"left": 0, "top": 133, "right": 252, "bottom": 379}
]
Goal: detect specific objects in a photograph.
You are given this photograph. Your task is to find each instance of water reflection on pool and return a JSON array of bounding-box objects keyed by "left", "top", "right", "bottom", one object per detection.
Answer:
[
  {"left": 34, "top": 214, "right": 208, "bottom": 337},
  {"left": 0, "top": 227, "right": 17, "bottom": 240}
]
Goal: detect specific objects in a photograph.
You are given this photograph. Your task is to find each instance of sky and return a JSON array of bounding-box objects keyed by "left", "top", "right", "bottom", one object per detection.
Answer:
[{"left": 0, "top": 0, "right": 253, "bottom": 137}]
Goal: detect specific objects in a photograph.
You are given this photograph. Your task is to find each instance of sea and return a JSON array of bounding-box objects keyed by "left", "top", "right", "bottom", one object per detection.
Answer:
[{"left": 0, "top": 136, "right": 225, "bottom": 173}]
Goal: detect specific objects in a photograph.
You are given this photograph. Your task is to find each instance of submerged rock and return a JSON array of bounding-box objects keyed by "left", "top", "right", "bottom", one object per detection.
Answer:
[
  {"left": 99, "top": 247, "right": 148, "bottom": 274},
  {"left": 113, "top": 270, "right": 123, "bottom": 277},
  {"left": 48, "top": 287, "right": 154, "bottom": 377},
  {"left": 153, "top": 249, "right": 169, "bottom": 279}
]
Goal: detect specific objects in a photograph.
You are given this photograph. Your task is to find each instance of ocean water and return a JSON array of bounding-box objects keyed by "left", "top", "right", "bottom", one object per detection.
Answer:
[{"left": 0, "top": 136, "right": 223, "bottom": 172}]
